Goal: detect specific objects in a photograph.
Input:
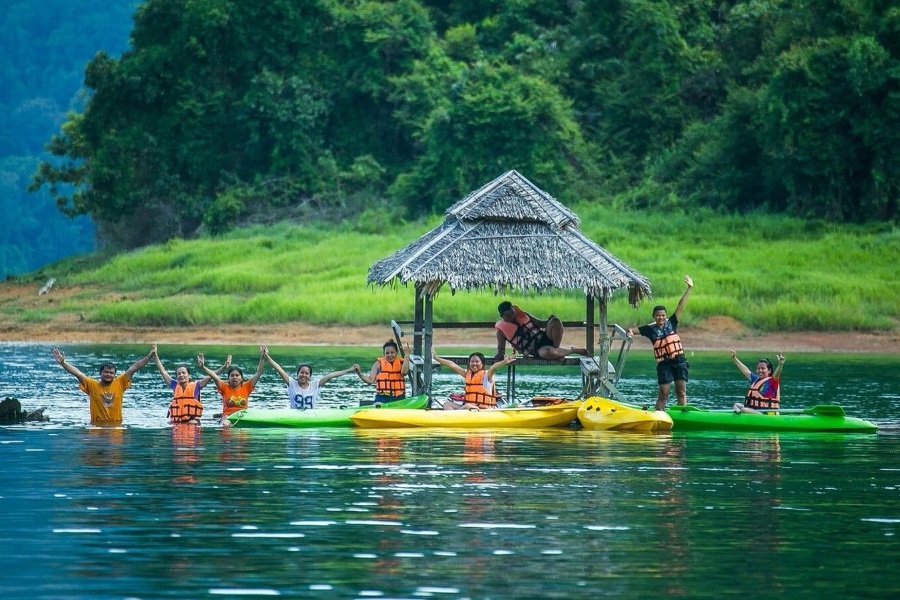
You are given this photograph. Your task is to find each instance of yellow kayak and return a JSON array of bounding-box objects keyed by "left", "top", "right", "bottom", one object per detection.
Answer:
[
  {"left": 350, "top": 401, "right": 582, "bottom": 429},
  {"left": 577, "top": 397, "right": 673, "bottom": 432}
]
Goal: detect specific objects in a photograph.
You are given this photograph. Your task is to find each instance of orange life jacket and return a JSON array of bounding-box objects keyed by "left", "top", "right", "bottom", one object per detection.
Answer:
[
  {"left": 168, "top": 381, "right": 204, "bottom": 423},
  {"left": 495, "top": 306, "right": 544, "bottom": 355},
  {"left": 745, "top": 376, "right": 780, "bottom": 411},
  {"left": 375, "top": 357, "right": 405, "bottom": 397},
  {"left": 464, "top": 369, "right": 498, "bottom": 409},
  {"left": 649, "top": 322, "right": 684, "bottom": 362}
]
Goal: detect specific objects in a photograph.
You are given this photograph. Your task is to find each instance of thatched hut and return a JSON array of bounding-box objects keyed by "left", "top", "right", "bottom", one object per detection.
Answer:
[{"left": 367, "top": 170, "right": 651, "bottom": 401}]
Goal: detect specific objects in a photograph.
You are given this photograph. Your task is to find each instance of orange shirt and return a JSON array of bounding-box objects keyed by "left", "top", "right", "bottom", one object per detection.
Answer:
[
  {"left": 80, "top": 374, "right": 131, "bottom": 425},
  {"left": 216, "top": 380, "right": 255, "bottom": 417}
]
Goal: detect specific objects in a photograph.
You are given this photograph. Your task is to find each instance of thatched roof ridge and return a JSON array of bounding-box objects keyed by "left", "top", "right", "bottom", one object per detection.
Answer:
[
  {"left": 447, "top": 170, "right": 579, "bottom": 229},
  {"left": 367, "top": 219, "right": 650, "bottom": 304}
]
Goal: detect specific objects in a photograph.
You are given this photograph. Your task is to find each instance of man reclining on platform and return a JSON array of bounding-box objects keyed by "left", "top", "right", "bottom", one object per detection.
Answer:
[{"left": 494, "top": 301, "right": 589, "bottom": 361}]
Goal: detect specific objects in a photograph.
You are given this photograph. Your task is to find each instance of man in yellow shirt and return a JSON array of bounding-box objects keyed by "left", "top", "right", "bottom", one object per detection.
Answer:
[{"left": 52, "top": 346, "right": 155, "bottom": 425}]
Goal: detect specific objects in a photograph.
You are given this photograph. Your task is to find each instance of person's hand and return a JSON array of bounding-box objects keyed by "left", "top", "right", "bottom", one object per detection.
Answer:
[
  {"left": 504, "top": 354, "right": 517, "bottom": 365},
  {"left": 51, "top": 348, "right": 65, "bottom": 365},
  {"left": 684, "top": 274, "right": 693, "bottom": 288},
  {"left": 151, "top": 342, "right": 158, "bottom": 356},
  {"left": 260, "top": 345, "right": 267, "bottom": 357},
  {"left": 730, "top": 349, "right": 737, "bottom": 359},
  {"left": 776, "top": 352, "right": 785, "bottom": 364},
  {"left": 225, "top": 355, "right": 232, "bottom": 368},
  {"left": 353, "top": 364, "right": 361, "bottom": 373},
  {"left": 197, "top": 353, "right": 205, "bottom": 368},
  {"left": 403, "top": 342, "right": 411, "bottom": 355}
]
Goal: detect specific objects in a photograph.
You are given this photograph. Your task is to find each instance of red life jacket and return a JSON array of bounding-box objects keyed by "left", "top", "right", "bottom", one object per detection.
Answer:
[
  {"left": 745, "top": 376, "right": 780, "bottom": 411},
  {"left": 168, "top": 381, "right": 204, "bottom": 423},
  {"left": 464, "top": 369, "right": 498, "bottom": 409},
  {"left": 375, "top": 357, "right": 405, "bottom": 397}
]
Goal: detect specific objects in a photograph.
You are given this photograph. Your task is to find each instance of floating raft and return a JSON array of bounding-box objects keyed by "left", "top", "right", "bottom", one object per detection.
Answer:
[
  {"left": 577, "top": 397, "right": 673, "bottom": 432},
  {"left": 227, "top": 395, "right": 429, "bottom": 428},
  {"left": 349, "top": 401, "right": 582, "bottom": 429},
  {"left": 667, "top": 404, "right": 878, "bottom": 433}
]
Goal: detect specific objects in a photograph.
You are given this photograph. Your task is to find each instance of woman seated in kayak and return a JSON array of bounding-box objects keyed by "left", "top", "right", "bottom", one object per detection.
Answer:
[
  {"left": 432, "top": 348, "right": 517, "bottom": 410},
  {"left": 266, "top": 346, "right": 361, "bottom": 409},
  {"left": 153, "top": 343, "right": 229, "bottom": 424},
  {"left": 198, "top": 346, "right": 266, "bottom": 427},
  {"left": 731, "top": 350, "right": 785, "bottom": 414},
  {"left": 357, "top": 340, "right": 410, "bottom": 406}
]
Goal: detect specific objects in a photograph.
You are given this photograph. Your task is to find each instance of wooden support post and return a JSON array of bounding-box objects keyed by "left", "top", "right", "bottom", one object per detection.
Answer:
[
  {"left": 423, "top": 295, "right": 434, "bottom": 399},
  {"left": 586, "top": 295, "right": 595, "bottom": 356}
]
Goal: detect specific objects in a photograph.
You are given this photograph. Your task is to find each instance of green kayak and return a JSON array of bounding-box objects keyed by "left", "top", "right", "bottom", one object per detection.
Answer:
[
  {"left": 227, "top": 395, "right": 429, "bottom": 428},
  {"left": 667, "top": 404, "right": 878, "bottom": 433}
]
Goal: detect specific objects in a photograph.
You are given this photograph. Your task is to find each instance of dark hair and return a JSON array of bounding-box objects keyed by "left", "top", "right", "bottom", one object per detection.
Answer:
[
  {"left": 98, "top": 362, "right": 116, "bottom": 374},
  {"left": 227, "top": 366, "right": 244, "bottom": 378},
  {"left": 498, "top": 301, "right": 513, "bottom": 314},
  {"left": 468, "top": 352, "right": 487, "bottom": 366},
  {"left": 382, "top": 340, "right": 398, "bottom": 351},
  {"left": 757, "top": 358, "right": 774, "bottom": 375},
  {"left": 652, "top": 305, "right": 667, "bottom": 315},
  {"left": 295, "top": 363, "right": 313, "bottom": 376}
]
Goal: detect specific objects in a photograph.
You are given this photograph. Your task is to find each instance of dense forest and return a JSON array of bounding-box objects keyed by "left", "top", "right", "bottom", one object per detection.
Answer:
[
  {"left": 0, "top": 0, "right": 135, "bottom": 278},
  {"left": 24, "top": 0, "right": 900, "bottom": 254}
]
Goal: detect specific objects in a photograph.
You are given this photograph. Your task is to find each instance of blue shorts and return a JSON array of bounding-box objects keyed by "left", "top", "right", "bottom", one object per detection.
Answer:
[
  {"left": 656, "top": 357, "right": 689, "bottom": 384},
  {"left": 362, "top": 393, "right": 406, "bottom": 407}
]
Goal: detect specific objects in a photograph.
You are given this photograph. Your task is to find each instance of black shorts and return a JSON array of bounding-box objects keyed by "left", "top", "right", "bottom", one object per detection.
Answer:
[
  {"left": 656, "top": 357, "right": 689, "bottom": 384},
  {"left": 523, "top": 332, "right": 554, "bottom": 357}
]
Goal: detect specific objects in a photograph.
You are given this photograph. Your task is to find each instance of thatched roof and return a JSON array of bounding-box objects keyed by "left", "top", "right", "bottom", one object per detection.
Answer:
[{"left": 367, "top": 170, "right": 651, "bottom": 304}]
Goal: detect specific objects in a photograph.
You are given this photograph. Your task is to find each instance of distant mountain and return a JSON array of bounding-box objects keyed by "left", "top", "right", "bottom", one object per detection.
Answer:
[{"left": 0, "top": 0, "right": 136, "bottom": 278}]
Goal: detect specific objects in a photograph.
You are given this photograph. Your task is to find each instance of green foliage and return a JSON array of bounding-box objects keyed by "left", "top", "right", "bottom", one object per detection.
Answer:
[
  {"left": 20, "top": 0, "right": 900, "bottom": 262},
  {"left": 19, "top": 210, "right": 898, "bottom": 335}
]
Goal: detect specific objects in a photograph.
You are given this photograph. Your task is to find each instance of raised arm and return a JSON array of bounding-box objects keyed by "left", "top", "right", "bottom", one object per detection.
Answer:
[
  {"left": 265, "top": 350, "right": 292, "bottom": 384},
  {"left": 197, "top": 352, "right": 224, "bottom": 388},
  {"left": 124, "top": 346, "right": 156, "bottom": 380},
  {"left": 319, "top": 364, "right": 360, "bottom": 387},
  {"left": 400, "top": 343, "right": 411, "bottom": 376},
  {"left": 215, "top": 355, "right": 232, "bottom": 374},
  {"left": 51, "top": 348, "right": 88, "bottom": 384},
  {"left": 247, "top": 346, "right": 266, "bottom": 386},
  {"left": 772, "top": 352, "right": 785, "bottom": 380},
  {"left": 432, "top": 348, "right": 466, "bottom": 377},
  {"left": 153, "top": 343, "right": 173, "bottom": 385},
  {"left": 672, "top": 275, "right": 693, "bottom": 320},
  {"left": 487, "top": 353, "right": 517, "bottom": 378},
  {"left": 730, "top": 349, "right": 751, "bottom": 380}
]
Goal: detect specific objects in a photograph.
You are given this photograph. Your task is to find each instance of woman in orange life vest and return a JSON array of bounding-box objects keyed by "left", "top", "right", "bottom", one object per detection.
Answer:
[
  {"left": 731, "top": 350, "right": 785, "bottom": 414},
  {"left": 152, "top": 343, "right": 230, "bottom": 424},
  {"left": 357, "top": 340, "right": 410, "bottom": 406},
  {"left": 627, "top": 274, "right": 693, "bottom": 411},
  {"left": 197, "top": 345, "right": 267, "bottom": 427},
  {"left": 432, "top": 348, "right": 517, "bottom": 410}
]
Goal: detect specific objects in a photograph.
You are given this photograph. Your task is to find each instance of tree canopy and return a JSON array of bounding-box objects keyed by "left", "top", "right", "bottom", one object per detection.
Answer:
[{"left": 31, "top": 0, "right": 900, "bottom": 249}]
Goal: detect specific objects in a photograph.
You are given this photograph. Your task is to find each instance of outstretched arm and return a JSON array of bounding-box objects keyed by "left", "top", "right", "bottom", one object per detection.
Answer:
[
  {"left": 672, "top": 275, "right": 693, "bottom": 320},
  {"left": 153, "top": 343, "right": 173, "bottom": 385},
  {"left": 487, "top": 353, "right": 517, "bottom": 378},
  {"left": 772, "top": 352, "right": 785, "bottom": 380},
  {"left": 319, "top": 364, "right": 360, "bottom": 387},
  {"left": 432, "top": 348, "right": 466, "bottom": 377},
  {"left": 124, "top": 346, "right": 156, "bottom": 380},
  {"left": 358, "top": 361, "right": 378, "bottom": 386},
  {"left": 51, "top": 348, "right": 88, "bottom": 384},
  {"left": 265, "top": 350, "right": 291, "bottom": 384},
  {"left": 247, "top": 346, "right": 266, "bottom": 386},
  {"left": 197, "top": 353, "right": 223, "bottom": 389},
  {"left": 730, "top": 349, "right": 751, "bottom": 380}
]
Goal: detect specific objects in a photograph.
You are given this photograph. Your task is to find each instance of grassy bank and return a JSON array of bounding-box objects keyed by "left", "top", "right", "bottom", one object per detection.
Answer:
[{"left": 10, "top": 206, "right": 899, "bottom": 333}]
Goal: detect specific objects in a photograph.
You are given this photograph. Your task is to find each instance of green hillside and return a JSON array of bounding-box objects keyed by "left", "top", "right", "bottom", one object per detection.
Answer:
[{"left": 10, "top": 206, "right": 899, "bottom": 333}]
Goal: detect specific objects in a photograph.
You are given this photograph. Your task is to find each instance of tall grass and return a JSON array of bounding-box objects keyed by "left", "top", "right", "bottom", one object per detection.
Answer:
[{"left": 21, "top": 209, "right": 900, "bottom": 332}]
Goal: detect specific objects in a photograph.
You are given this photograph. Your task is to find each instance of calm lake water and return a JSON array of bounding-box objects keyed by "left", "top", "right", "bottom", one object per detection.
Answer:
[{"left": 2, "top": 343, "right": 899, "bottom": 599}]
